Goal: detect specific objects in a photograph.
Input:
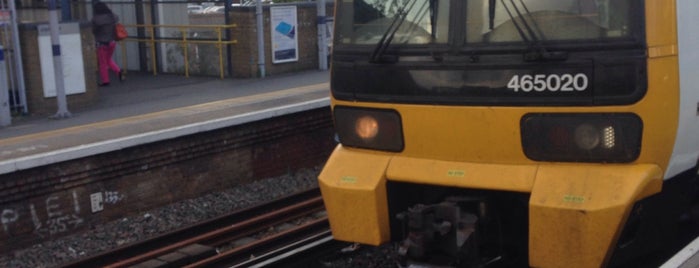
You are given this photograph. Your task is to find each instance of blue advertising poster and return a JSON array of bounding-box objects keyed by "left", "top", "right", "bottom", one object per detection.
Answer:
[{"left": 270, "top": 6, "right": 298, "bottom": 63}]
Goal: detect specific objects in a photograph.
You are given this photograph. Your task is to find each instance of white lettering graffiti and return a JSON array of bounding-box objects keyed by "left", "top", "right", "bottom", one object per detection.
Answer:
[
  {"left": 1, "top": 189, "right": 125, "bottom": 238},
  {"left": 104, "top": 191, "right": 124, "bottom": 204},
  {"left": 45, "top": 196, "right": 61, "bottom": 218},
  {"left": 1, "top": 209, "right": 19, "bottom": 234},
  {"left": 30, "top": 204, "right": 43, "bottom": 237}
]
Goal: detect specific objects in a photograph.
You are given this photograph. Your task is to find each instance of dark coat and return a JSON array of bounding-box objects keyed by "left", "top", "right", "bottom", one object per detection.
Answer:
[{"left": 92, "top": 13, "right": 119, "bottom": 43}]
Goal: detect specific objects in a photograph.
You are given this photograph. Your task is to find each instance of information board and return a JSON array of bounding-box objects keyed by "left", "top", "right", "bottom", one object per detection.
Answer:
[
  {"left": 38, "top": 23, "right": 86, "bottom": 97},
  {"left": 270, "top": 6, "right": 299, "bottom": 63}
]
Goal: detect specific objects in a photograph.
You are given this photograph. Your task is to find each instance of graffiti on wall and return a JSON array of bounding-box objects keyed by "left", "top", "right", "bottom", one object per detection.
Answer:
[{"left": 1, "top": 190, "right": 125, "bottom": 238}]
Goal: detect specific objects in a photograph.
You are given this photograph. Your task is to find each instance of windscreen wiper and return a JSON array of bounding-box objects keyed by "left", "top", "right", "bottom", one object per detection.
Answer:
[
  {"left": 500, "top": 0, "right": 567, "bottom": 61},
  {"left": 370, "top": 0, "right": 418, "bottom": 63},
  {"left": 489, "top": 0, "right": 496, "bottom": 30},
  {"left": 516, "top": 0, "right": 546, "bottom": 41},
  {"left": 429, "top": 0, "right": 438, "bottom": 41}
]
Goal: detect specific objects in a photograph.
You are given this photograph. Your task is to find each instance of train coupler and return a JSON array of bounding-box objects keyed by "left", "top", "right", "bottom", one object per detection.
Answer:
[{"left": 396, "top": 198, "right": 482, "bottom": 267}]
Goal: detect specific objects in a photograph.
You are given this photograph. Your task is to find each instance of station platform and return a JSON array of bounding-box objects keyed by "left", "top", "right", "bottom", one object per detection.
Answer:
[
  {"left": 662, "top": 235, "right": 699, "bottom": 268},
  {"left": 0, "top": 70, "right": 330, "bottom": 175}
]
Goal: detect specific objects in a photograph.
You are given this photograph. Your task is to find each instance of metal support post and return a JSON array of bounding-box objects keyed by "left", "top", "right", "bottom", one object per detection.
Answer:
[
  {"left": 317, "top": 0, "right": 328, "bottom": 70},
  {"left": 48, "top": 0, "right": 71, "bottom": 119},
  {"left": 256, "top": 0, "right": 266, "bottom": 78},
  {"left": 8, "top": 0, "right": 27, "bottom": 114},
  {"left": 0, "top": 46, "right": 11, "bottom": 126},
  {"left": 224, "top": 0, "right": 234, "bottom": 77},
  {"left": 61, "top": 0, "right": 71, "bottom": 21}
]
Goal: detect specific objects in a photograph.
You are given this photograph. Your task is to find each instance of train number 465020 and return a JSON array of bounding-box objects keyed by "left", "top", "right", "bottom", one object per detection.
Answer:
[{"left": 507, "top": 73, "right": 589, "bottom": 92}]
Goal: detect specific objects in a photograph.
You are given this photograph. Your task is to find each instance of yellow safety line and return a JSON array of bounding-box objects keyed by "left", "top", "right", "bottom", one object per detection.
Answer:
[{"left": 0, "top": 83, "right": 329, "bottom": 144}]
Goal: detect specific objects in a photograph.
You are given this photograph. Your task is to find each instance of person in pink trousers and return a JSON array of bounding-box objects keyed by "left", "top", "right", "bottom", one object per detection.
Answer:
[{"left": 91, "top": 2, "right": 125, "bottom": 86}]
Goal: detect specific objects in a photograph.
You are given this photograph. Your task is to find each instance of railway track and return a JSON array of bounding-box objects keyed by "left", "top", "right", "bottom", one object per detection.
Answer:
[{"left": 61, "top": 187, "right": 346, "bottom": 267}]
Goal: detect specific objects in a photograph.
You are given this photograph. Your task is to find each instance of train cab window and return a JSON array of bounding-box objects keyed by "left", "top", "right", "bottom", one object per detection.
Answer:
[
  {"left": 335, "top": 0, "right": 638, "bottom": 46},
  {"left": 477, "top": 0, "right": 634, "bottom": 44},
  {"left": 331, "top": 0, "right": 646, "bottom": 106},
  {"left": 336, "top": 0, "right": 450, "bottom": 45}
]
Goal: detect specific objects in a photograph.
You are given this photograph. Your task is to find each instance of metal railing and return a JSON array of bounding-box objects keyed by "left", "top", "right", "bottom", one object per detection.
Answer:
[{"left": 119, "top": 23, "right": 237, "bottom": 79}]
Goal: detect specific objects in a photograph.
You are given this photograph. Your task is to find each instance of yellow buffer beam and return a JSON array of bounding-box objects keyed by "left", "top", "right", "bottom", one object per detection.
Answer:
[
  {"left": 529, "top": 164, "right": 663, "bottom": 267},
  {"left": 387, "top": 156, "right": 537, "bottom": 193},
  {"left": 318, "top": 145, "right": 392, "bottom": 245}
]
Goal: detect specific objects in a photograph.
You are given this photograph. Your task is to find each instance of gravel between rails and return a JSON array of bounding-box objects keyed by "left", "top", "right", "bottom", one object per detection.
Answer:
[{"left": 0, "top": 167, "right": 321, "bottom": 268}]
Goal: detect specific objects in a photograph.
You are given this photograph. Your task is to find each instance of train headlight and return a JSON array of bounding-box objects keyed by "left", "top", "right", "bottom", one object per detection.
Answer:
[
  {"left": 355, "top": 116, "right": 379, "bottom": 139},
  {"left": 521, "top": 113, "right": 642, "bottom": 163},
  {"left": 574, "top": 124, "right": 601, "bottom": 150},
  {"left": 333, "top": 106, "right": 404, "bottom": 152}
]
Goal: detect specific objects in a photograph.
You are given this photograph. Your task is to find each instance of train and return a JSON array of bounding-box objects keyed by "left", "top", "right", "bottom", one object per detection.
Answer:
[{"left": 318, "top": 0, "right": 698, "bottom": 267}]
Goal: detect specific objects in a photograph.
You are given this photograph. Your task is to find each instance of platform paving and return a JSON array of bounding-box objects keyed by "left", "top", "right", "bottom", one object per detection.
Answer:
[
  {"left": 1, "top": 70, "right": 330, "bottom": 139},
  {"left": 0, "top": 70, "right": 331, "bottom": 174},
  {"left": 661, "top": 235, "right": 699, "bottom": 268}
]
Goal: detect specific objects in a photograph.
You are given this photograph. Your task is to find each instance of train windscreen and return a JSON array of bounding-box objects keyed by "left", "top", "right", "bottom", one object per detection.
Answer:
[
  {"left": 336, "top": 0, "right": 638, "bottom": 45},
  {"left": 331, "top": 0, "right": 646, "bottom": 106}
]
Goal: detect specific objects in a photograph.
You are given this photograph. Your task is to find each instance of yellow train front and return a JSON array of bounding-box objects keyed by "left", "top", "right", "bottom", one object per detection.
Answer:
[{"left": 319, "top": 0, "right": 699, "bottom": 267}]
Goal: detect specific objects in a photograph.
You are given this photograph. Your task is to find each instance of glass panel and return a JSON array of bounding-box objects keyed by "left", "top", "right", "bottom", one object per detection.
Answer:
[
  {"left": 337, "top": 0, "right": 448, "bottom": 45},
  {"left": 335, "top": 0, "right": 635, "bottom": 46},
  {"left": 478, "top": 0, "right": 632, "bottom": 43}
]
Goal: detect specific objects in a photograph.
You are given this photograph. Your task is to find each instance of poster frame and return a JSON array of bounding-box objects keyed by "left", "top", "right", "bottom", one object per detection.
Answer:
[{"left": 270, "top": 5, "right": 299, "bottom": 64}]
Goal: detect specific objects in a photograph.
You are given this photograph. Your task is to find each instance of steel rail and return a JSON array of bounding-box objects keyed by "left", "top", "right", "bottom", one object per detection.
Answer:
[
  {"left": 105, "top": 196, "right": 324, "bottom": 267},
  {"left": 184, "top": 217, "right": 331, "bottom": 267},
  {"left": 60, "top": 187, "right": 321, "bottom": 268},
  {"left": 233, "top": 230, "right": 335, "bottom": 267},
  {"left": 230, "top": 229, "right": 351, "bottom": 268}
]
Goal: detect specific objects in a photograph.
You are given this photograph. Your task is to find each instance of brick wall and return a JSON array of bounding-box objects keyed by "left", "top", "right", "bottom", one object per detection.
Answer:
[
  {"left": 18, "top": 22, "right": 99, "bottom": 116},
  {"left": 0, "top": 108, "right": 336, "bottom": 252},
  {"left": 192, "top": 2, "right": 334, "bottom": 78}
]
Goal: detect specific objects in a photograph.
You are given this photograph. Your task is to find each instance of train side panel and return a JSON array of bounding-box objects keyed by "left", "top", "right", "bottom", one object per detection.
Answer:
[{"left": 666, "top": 0, "right": 699, "bottom": 179}]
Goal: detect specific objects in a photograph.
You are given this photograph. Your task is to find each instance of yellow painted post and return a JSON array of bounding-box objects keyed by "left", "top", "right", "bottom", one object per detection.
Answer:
[{"left": 117, "top": 24, "right": 237, "bottom": 78}]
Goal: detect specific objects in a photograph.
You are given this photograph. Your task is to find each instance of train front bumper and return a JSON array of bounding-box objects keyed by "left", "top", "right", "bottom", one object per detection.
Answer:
[{"left": 318, "top": 145, "right": 663, "bottom": 266}]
